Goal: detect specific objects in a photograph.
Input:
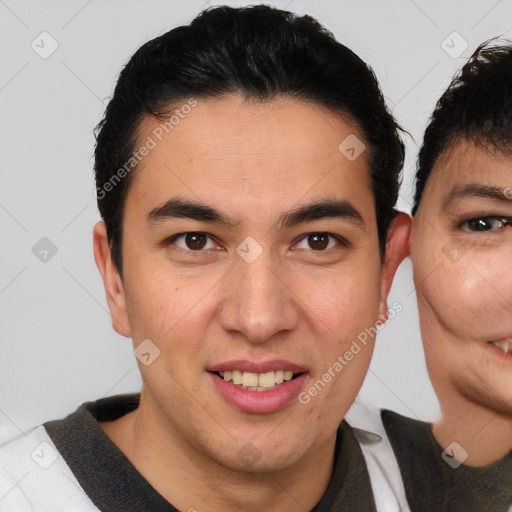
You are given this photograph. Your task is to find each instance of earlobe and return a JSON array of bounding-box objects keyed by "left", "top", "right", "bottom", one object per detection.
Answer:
[
  {"left": 378, "top": 212, "right": 412, "bottom": 318},
  {"left": 93, "top": 221, "right": 131, "bottom": 338}
]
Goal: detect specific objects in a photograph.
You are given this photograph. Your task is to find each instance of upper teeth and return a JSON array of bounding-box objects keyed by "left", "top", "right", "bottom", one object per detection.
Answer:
[
  {"left": 490, "top": 339, "right": 511, "bottom": 354},
  {"left": 219, "top": 370, "right": 294, "bottom": 390}
]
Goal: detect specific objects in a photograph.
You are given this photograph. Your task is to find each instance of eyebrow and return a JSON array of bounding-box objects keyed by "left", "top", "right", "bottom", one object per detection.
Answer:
[
  {"left": 443, "top": 184, "right": 512, "bottom": 210},
  {"left": 146, "top": 196, "right": 365, "bottom": 230}
]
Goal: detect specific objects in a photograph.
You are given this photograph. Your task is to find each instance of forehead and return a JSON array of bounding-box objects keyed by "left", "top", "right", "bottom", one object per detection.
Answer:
[
  {"left": 428, "top": 138, "right": 512, "bottom": 190},
  {"left": 127, "top": 95, "right": 374, "bottom": 221}
]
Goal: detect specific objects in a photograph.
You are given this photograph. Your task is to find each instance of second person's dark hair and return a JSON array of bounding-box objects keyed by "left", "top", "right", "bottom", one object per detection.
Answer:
[{"left": 413, "top": 38, "right": 512, "bottom": 214}]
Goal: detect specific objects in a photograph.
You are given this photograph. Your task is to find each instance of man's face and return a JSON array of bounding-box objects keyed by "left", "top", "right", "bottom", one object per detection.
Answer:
[
  {"left": 411, "top": 139, "right": 512, "bottom": 415},
  {"left": 111, "top": 95, "right": 390, "bottom": 472}
]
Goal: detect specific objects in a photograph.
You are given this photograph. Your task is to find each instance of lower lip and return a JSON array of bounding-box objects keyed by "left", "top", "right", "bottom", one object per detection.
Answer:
[
  {"left": 487, "top": 343, "right": 512, "bottom": 362},
  {"left": 209, "top": 372, "right": 308, "bottom": 414}
]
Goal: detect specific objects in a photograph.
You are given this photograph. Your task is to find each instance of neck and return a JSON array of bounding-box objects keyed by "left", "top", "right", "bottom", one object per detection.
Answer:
[
  {"left": 433, "top": 390, "right": 512, "bottom": 467},
  {"left": 100, "top": 389, "right": 337, "bottom": 511}
]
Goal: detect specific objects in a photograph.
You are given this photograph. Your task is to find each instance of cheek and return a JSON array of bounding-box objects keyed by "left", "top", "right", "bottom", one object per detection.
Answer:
[
  {"left": 418, "top": 256, "right": 512, "bottom": 341},
  {"left": 298, "top": 264, "right": 382, "bottom": 331},
  {"left": 295, "top": 271, "right": 378, "bottom": 427},
  {"left": 292, "top": 266, "right": 382, "bottom": 397},
  {"left": 467, "top": 256, "right": 512, "bottom": 334},
  {"left": 124, "top": 255, "right": 213, "bottom": 361}
]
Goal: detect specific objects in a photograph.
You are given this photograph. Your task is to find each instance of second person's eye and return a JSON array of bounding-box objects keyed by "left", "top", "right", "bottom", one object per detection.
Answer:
[{"left": 462, "top": 217, "right": 511, "bottom": 232}]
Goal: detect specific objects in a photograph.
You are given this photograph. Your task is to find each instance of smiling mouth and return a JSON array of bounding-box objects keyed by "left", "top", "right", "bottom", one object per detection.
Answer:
[
  {"left": 210, "top": 370, "right": 303, "bottom": 391},
  {"left": 487, "top": 338, "right": 512, "bottom": 355}
]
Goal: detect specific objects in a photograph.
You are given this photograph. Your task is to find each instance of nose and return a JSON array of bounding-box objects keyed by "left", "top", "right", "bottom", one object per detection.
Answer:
[{"left": 218, "top": 249, "right": 299, "bottom": 344}]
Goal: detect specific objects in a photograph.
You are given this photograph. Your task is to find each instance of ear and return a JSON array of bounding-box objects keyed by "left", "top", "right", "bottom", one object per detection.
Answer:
[
  {"left": 93, "top": 221, "right": 131, "bottom": 338},
  {"left": 378, "top": 212, "right": 412, "bottom": 322},
  {"left": 408, "top": 212, "right": 416, "bottom": 255}
]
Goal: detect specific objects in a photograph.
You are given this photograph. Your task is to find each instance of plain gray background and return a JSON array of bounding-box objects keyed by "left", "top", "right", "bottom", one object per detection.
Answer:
[{"left": 1, "top": 0, "right": 511, "bottom": 444}]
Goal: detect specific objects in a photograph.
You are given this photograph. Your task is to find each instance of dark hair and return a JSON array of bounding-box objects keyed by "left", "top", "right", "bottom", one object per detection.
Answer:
[
  {"left": 413, "top": 38, "right": 512, "bottom": 215},
  {"left": 94, "top": 4, "right": 404, "bottom": 274}
]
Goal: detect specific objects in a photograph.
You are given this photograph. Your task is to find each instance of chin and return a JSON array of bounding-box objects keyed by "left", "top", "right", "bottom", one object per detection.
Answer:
[
  {"left": 453, "top": 371, "right": 512, "bottom": 416},
  {"left": 209, "top": 442, "right": 304, "bottom": 475}
]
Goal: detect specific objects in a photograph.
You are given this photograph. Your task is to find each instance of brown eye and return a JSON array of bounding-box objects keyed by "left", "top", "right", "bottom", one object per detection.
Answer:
[
  {"left": 184, "top": 233, "right": 207, "bottom": 250},
  {"left": 307, "top": 233, "right": 330, "bottom": 250},
  {"left": 168, "top": 232, "right": 217, "bottom": 251},
  {"left": 295, "top": 232, "right": 342, "bottom": 251}
]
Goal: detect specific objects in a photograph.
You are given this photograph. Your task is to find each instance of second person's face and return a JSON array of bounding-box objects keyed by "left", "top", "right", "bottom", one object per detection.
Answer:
[{"left": 411, "top": 139, "right": 512, "bottom": 414}]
